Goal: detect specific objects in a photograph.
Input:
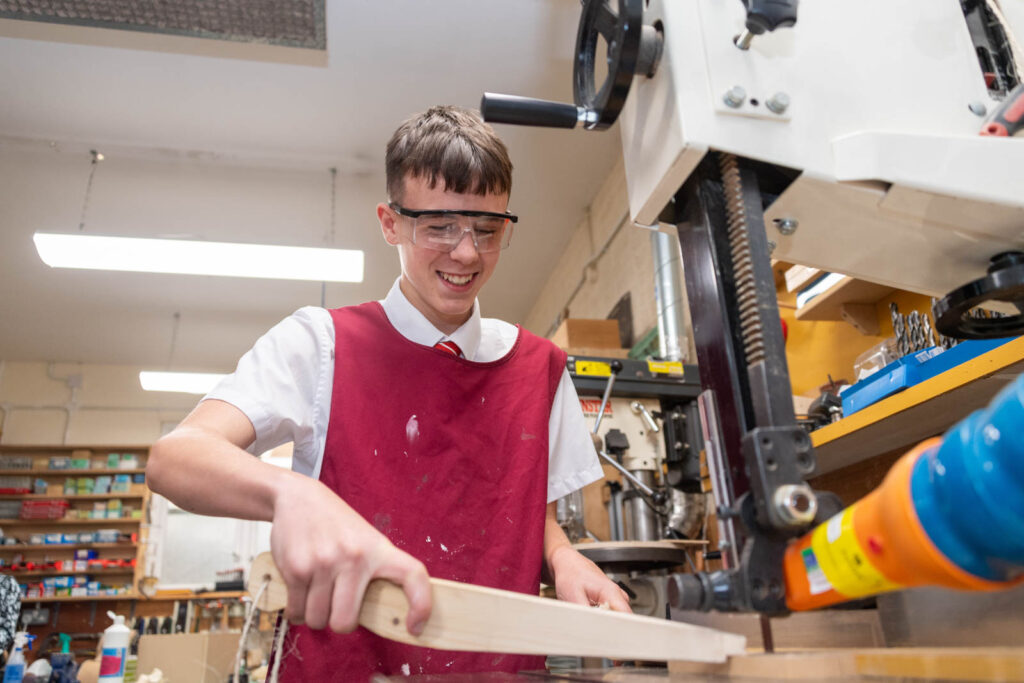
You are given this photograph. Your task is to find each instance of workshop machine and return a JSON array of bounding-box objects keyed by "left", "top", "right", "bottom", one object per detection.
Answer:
[
  {"left": 483, "top": 0, "right": 1024, "bottom": 617},
  {"left": 562, "top": 355, "right": 707, "bottom": 616}
]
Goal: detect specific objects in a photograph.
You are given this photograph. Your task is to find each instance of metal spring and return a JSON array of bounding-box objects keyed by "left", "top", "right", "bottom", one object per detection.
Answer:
[{"left": 719, "top": 153, "right": 765, "bottom": 366}]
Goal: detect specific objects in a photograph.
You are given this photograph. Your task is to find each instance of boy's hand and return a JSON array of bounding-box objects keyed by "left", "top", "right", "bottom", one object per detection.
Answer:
[
  {"left": 270, "top": 473, "right": 432, "bottom": 635},
  {"left": 547, "top": 545, "right": 632, "bottom": 612}
]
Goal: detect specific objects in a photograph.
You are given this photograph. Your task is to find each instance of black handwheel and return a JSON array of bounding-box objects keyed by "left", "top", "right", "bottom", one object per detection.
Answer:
[
  {"left": 574, "top": 0, "right": 644, "bottom": 130},
  {"left": 933, "top": 251, "right": 1024, "bottom": 340}
]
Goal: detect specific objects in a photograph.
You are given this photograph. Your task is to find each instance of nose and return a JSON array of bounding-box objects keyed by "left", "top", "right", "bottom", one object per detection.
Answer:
[{"left": 449, "top": 228, "right": 480, "bottom": 261}]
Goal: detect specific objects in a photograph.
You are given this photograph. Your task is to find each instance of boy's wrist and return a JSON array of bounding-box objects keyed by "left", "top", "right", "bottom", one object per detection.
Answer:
[
  {"left": 545, "top": 542, "right": 574, "bottom": 582},
  {"left": 269, "top": 468, "right": 313, "bottom": 518}
]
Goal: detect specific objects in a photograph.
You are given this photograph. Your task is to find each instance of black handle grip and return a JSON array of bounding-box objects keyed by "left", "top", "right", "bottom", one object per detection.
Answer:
[
  {"left": 743, "top": 0, "right": 798, "bottom": 34},
  {"left": 480, "top": 93, "right": 579, "bottom": 129}
]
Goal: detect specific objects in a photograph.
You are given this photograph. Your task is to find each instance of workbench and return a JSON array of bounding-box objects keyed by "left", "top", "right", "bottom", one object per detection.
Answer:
[{"left": 379, "top": 648, "right": 1024, "bottom": 682}]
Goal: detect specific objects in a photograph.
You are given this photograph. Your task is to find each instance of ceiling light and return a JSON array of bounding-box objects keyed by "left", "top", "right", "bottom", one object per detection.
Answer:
[
  {"left": 33, "top": 232, "right": 364, "bottom": 283},
  {"left": 139, "top": 371, "right": 226, "bottom": 394}
]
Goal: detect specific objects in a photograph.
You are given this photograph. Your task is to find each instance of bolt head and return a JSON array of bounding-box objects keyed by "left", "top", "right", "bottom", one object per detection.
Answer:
[
  {"left": 767, "top": 92, "right": 790, "bottom": 114},
  {"left": 723, "top": 86, "right": 746, "bottom": 108},
  {"left": 968, "top": 101, "right": 988, "bottom": 117},
  {"left": 773, "top": 484, "right": 818, "bottom": 526},
  {"left": 774, "top": 218, "right": 798, "bottom": 236}
]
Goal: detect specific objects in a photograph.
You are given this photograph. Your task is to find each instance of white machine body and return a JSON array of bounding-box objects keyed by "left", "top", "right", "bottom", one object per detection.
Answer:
[{"left": 620, "top": 0, "right": 1024, "bottom": 298}]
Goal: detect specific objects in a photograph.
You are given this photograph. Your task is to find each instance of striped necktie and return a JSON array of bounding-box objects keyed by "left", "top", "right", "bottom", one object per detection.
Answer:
[{"left": 434, "top": 340, "right": 462, "bottom": 358}]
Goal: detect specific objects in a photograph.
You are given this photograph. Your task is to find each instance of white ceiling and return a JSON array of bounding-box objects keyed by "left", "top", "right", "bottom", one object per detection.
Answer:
[{"left": 0, "top": 1, "right": 622, "bottom": 371}]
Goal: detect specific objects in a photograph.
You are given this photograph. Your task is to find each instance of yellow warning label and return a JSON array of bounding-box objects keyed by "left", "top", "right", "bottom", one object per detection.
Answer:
[
  {"left": 575, "top": 360, "right": 612, "bottom": 377},
  {"left": 647, "top": 360, "right": 684, "bottom": 376},
  {"left": 809, "top": 508, "right": 902, "bottom": 599}
]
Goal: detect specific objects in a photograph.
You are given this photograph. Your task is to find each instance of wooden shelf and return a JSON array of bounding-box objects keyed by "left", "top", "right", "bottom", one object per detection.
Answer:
[
  {"left": 0, "top": 518, "right": 141, "bottom": 526},
  {"left": 0, "top": 469, "right": 145, "bottom": 476},
  {"left": 0, "top": 493, "right": 144, "bottom": 500},
  {"left": 3, "top": 567, "right": 135, "bottom": 577},
  {"left": 795, "top": 276, "right": 894, "bottom": 334},
  {"left": 149, "top": 590, "right": 247, "bottom": 601},
  {"left": 0, "top": 543, "right": 137, "bottom": 552},
  {"left": 20, "top": 591, "right": 244, "bottom": 604},
  {"left": 811, "top": 336, "right": 1024, "bottom": 475},
  {"left": 0, "top": 446, "right": 149, "bottom": 452},
  {"left": 21, "top": 593, "right": 137, "bottom": 603}
]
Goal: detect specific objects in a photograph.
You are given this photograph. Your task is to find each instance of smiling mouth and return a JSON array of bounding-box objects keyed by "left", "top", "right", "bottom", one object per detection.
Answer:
[{"left": 440, "top": 272, "right": 475, "bottom": 286}]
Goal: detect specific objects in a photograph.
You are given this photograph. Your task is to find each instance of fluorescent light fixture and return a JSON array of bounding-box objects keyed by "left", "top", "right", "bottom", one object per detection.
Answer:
[
  {"left": 140, "top": 371, "right": 226, "bottom": 394},
  {"left": 34, "top": 232, "right": 364, "bottom": 283}
]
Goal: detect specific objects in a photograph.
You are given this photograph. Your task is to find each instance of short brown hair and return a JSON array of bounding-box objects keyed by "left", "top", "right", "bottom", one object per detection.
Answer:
[{"left": 385, "top": 105, "right": 513, "bottom": 204}]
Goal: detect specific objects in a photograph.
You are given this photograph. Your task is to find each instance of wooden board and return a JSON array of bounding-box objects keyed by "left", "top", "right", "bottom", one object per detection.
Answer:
[
  {"left": 675, "top": 608, "right": 885, "bottom": 651},
  {"left": 247, "top": 552, "right": 745, "bottom": 663},
  {"left": 669, "top": 648, "right": 1024, "bottom": 681}
]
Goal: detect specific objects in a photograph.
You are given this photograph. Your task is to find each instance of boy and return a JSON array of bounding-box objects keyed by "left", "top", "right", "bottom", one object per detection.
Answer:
[{"left": 147, "top": 105, "right": 629, "bottom": 680}]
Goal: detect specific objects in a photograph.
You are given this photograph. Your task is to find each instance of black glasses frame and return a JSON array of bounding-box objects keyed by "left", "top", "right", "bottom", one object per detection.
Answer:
[{"left": 388, "top": 202, "right": 518, "bottom": 224}]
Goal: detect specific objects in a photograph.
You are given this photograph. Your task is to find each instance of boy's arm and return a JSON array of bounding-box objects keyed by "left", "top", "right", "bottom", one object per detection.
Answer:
[
  {"left": 542, "top": 502, "right": 631, "bottom": 612},
  {"left": 147, "top": 398, "right": 432, "bottom": 635}
]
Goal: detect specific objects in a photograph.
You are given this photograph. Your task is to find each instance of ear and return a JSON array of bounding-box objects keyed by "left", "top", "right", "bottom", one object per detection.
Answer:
[{"left": 377, "top": 203, "right": 400, "bottom": 245}]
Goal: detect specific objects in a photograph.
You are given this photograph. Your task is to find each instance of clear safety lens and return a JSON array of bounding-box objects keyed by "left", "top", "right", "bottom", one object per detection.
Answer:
[{"left": 412, "top": 214, "right": 513, "bottom": 253}]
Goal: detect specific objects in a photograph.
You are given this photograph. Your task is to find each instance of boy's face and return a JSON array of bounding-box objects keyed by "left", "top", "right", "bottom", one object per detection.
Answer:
[{"left": 378, "top": 175, "right": 508, "bottom": 334}]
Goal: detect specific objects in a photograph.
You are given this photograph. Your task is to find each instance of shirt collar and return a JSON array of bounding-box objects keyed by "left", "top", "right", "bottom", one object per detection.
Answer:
[{"left": 380, "top": 278, "right": 482, "bottom": 360}]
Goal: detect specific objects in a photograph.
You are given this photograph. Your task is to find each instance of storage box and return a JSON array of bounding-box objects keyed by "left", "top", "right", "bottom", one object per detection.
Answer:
[
  {"left": 551, "top": 319, "right": 623, "bottom": 352},
  {"left": 138, "top": 633, "right": 240, "bottom": 683}
]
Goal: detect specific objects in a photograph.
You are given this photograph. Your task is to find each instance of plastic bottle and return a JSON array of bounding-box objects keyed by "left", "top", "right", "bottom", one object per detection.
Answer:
[
  {"left": 99, "top": 612, "right": 131, "bottom": 683},
  {"left": 2, "top": 632, "right": 34, "bottom": 683},
  {"left": 48, "top": 633, "right": 78, "bottom": 683}
]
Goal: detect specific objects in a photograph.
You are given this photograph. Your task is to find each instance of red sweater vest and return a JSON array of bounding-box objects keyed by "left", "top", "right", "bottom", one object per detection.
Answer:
[{"left": 276, "top": 302, "right": 566, "bottom": 680}]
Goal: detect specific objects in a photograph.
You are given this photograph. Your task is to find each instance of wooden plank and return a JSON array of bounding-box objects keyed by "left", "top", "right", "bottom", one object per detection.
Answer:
[
  {"left": 784, "top": 264, "right": 821, "bottom": 293},
  {"left": 247, "top": 552, "right": 745, "bottom": 663},
  {"left": 855, "top": 648, "right": 1024, "bottom": 681},
  {"left": 674, "top": 609, "right": 885, "bottom": 651},
  {"left": 670, "top": 650, "right": 857, "bottom": 679},
  {"left": 20, "top": 593, "right": 137, "bottom": 603},
  {"left": 811, "top": 336, "right": 1024, "bottom": 475},
  {"left": 669, "top": 648, "right": 1024, "bottom": 681},
  {"left": 840, "top": 302, "right": 880, "bottom": 335}
]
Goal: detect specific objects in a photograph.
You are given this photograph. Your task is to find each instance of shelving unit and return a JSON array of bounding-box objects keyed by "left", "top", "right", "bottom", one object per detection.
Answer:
[
  {"left": 0, "top": 445, "right": 150, "bottom": 603},
  {"left": 1, "top": 543, "right": 136, "bottom": 551},
  {"left": 0, "top": 493, "right": 145, "bottom": 500},
  {"left": 0, "top": 469, "right": 146, "bottom": 476},
  {"left": 0, "top": 518, "right": 141, "bottom": 526},
  {"left": 794, "top": 275, "right": 895, "bottom": 335},
  {"left": 2, "top": 567, "right": 135, "bottom": 577},
  {"left": 811, "top": 336, "right": 1024, "bottom": 475}
]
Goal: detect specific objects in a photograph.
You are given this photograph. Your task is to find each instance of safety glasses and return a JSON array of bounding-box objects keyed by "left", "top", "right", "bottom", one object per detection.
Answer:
[{"left": 389, "top": 203, "right": 517, "bottom": 253}]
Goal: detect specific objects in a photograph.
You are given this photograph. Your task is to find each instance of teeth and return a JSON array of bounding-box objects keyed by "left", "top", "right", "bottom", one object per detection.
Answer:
[{"left": 441, "top": 272, "right": 472, "bottom": 285}]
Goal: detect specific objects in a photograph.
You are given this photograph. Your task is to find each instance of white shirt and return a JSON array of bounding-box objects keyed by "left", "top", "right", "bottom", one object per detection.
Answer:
[{"left": 206, "top": 279, "right": 603, "bottom": 503}]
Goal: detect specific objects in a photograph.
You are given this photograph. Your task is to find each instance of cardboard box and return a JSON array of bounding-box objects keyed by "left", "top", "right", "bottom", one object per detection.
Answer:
[
  {"left": 138, "top": 632, "right": 240, "bottom": 683},
  {"left": 551, "top": 319, "right": 623, "bottom": 351}
]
